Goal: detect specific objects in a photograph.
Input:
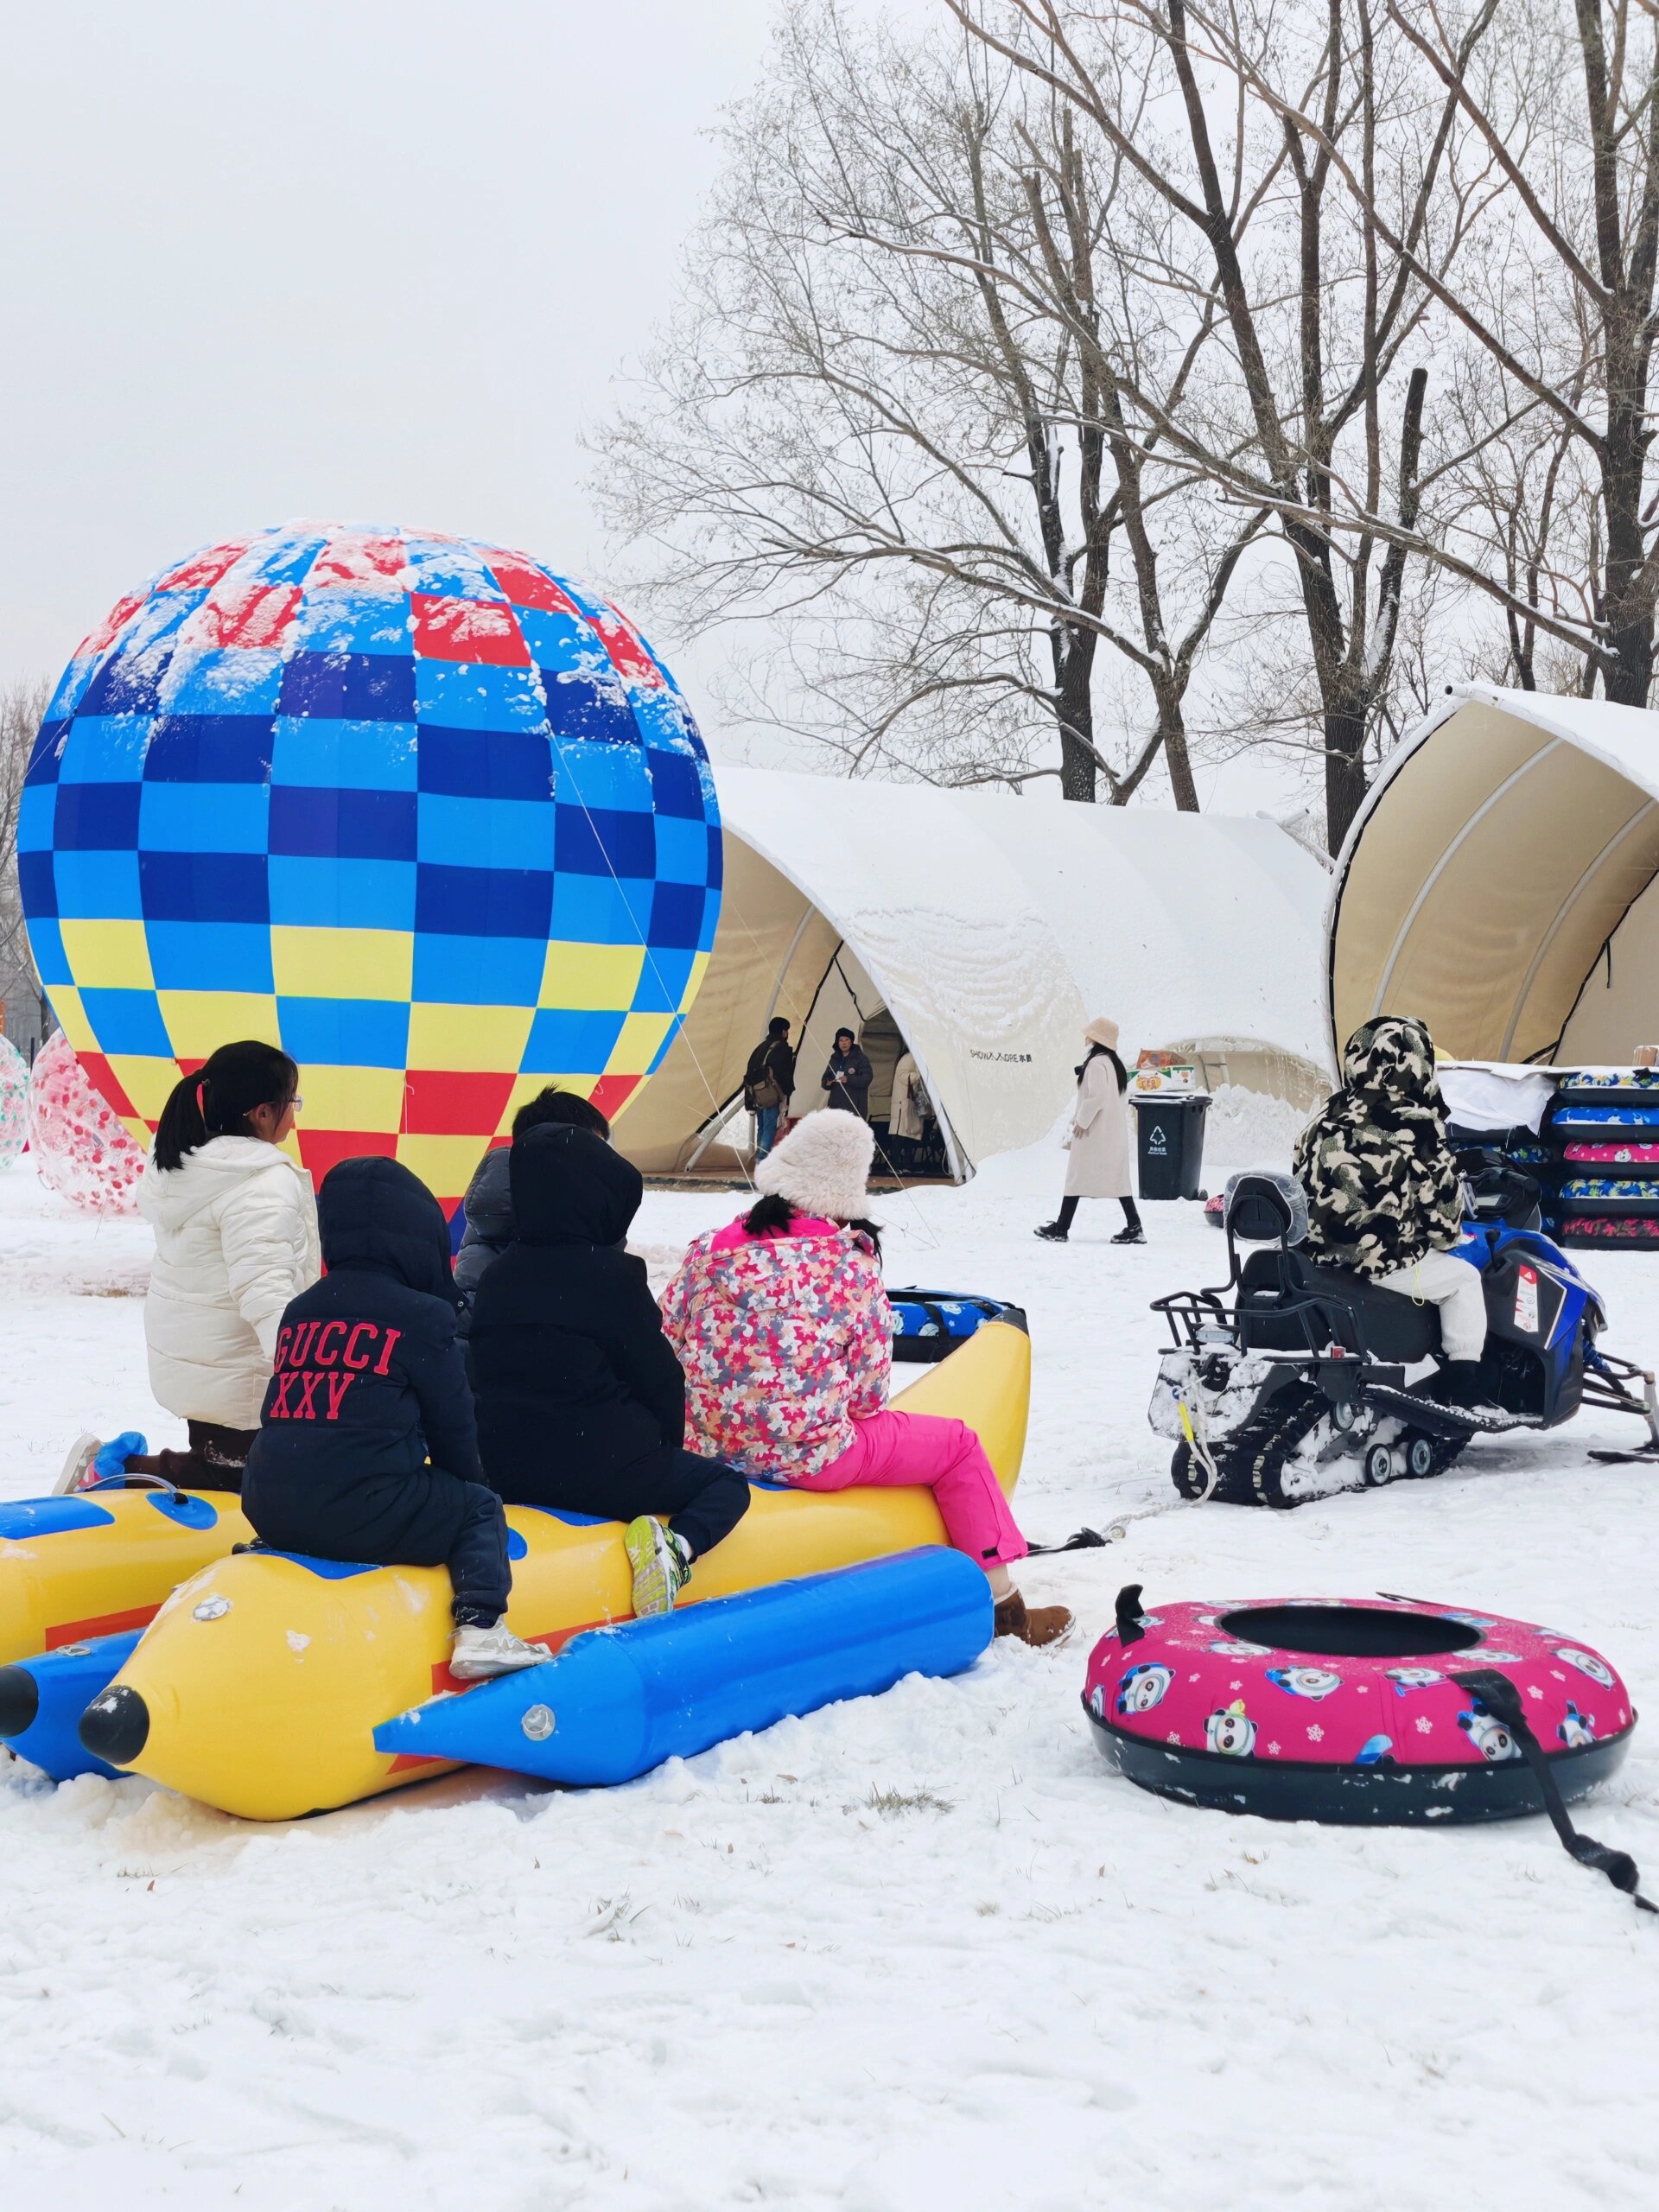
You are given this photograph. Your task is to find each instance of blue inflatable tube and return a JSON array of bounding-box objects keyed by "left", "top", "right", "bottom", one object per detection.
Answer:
[
  {"left": 373, "top": 1547, "right": 993, "bottom": 1786},
  {"left": 0, "top": 1630, "right": 143, "bottom": 1781}
]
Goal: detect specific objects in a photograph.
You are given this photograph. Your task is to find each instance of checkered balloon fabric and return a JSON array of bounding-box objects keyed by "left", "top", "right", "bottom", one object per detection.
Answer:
[{"left": 17, "top": 522, "right": 722, "bottom": 1208}]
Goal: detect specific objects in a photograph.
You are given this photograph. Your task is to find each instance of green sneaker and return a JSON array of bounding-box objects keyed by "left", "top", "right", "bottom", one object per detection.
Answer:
[{"left": 625, "top": 1516, "right": 692, "bottom": 1617}]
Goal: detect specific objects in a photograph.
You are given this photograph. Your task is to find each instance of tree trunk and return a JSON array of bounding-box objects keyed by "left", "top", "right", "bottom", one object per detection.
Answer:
[
  {"left": 1055, "top": 627, "right": 1098, "bottom": 802},
  {"left": 1325, "top": 697, "right": 1369, "bottom": 851},
  {"left": 1159, "top": 689, "right": 1200, "bottom": 811},
  {"left": 1601, "top": 626, "right": 1655, "bottom": 706}
]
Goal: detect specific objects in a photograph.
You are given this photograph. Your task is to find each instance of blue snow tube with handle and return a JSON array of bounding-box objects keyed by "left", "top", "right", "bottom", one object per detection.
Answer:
[{"left": 373, "top": 1547, "right": 993, "bottom": 1785}]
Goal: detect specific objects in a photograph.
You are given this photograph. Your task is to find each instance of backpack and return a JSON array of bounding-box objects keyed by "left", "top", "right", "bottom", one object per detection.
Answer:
[{"left": 745, "top": 1039, "right": 785, "bottom": 1111}]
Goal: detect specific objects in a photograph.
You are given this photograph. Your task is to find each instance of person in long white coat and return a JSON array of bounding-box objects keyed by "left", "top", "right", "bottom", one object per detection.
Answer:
[
  {"left": 1035, "top": 1016, "right": 1145, "bottom": 1244},
  {"left": 62, "top": 1040, "right": 321, "bottom": 1494},
  {"left": 887, "top": 1050, "right": 926, "bottom": 1142}
]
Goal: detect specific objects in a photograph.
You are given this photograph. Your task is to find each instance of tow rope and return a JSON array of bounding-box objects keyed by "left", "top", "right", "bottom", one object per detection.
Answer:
[{"left": 1452, "top": 1668, "right": 1656, "bottom": 1916}]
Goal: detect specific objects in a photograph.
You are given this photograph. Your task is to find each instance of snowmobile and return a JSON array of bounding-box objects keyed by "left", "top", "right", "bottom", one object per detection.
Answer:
[{"left": 1147, "top": 1159, "right": 1659, "bottom": 1507}]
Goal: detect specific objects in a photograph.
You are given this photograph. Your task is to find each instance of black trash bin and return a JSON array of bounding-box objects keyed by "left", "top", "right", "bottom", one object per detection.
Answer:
[{"left": 1135, "top": 1093, "right": 1210, "bottom": 1200}]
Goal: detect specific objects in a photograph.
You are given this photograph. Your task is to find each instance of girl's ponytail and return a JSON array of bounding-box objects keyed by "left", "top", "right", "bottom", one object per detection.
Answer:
[
  {"left": 742, "top": 1192, "right": 798, "bottom": 1239},
  {"left": 152, "top": 1040, "right": 299, "bottom": 1172},
  {"left": 152, "top": 1069, "right": 211, "bottom": 1173}
]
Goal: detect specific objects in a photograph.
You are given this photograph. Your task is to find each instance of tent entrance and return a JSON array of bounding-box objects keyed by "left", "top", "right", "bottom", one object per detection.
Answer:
[{"left": 616, "top": 832, "right": 964, "bottom": 1185}]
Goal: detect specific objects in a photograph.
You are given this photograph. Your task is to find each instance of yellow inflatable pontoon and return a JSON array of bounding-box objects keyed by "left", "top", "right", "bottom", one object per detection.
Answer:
[
  {"left": 85, "top": 1323, "right": 1030, "bottom": 1821},
  {"left": 0, "top": 1482, "right": 252, "bottom": 1667}
]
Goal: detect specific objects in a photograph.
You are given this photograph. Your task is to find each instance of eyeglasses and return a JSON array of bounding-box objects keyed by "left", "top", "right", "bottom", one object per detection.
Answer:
[{"left": 287, "top": 1096, "right": 303, "bottom": 1113}]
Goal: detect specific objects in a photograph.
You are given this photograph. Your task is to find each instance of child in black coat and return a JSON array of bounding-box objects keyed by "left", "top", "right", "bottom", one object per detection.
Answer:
[
  {"left": 469, "top": 1124, "right": 750, "bottom": 1614},
  {"left": 241, "top": 1156, "right": 546, "bottom": 1680}
]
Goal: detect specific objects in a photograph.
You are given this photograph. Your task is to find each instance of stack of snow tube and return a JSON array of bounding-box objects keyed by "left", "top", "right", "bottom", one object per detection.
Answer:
[{"left": 1546, "top": 1070, "right": 1659, "bottom": 1249}]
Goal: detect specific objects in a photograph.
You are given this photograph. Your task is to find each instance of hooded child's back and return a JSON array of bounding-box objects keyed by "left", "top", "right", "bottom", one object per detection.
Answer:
[
  {"left": 470, "top": 1126, "right": 686, "bottom": 1490},
  {"left": 243, "top": 1157, "right": 479, "bottom": 1516}
]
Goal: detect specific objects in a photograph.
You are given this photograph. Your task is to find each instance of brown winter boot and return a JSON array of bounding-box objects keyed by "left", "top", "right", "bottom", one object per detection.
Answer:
[{"left": 994, "top": 1588, "right": 1074, "bottom": 1648}]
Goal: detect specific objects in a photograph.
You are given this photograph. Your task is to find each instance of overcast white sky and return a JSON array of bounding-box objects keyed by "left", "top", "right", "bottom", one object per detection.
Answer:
[
  {"left": 0, "top": 1, "right": 776, "bottom": 678},
  {"left": 0, "top": 0, "right": 1298, "bottom": 815}
]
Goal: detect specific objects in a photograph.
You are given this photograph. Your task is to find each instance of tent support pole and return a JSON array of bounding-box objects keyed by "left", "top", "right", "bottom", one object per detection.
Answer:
[{"left": 764, "top": 908, "right": 814, "bottom": 1027}]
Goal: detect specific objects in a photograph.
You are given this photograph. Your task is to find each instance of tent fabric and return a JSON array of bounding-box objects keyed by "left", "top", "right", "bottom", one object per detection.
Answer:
[
  {"left": 616, "top": 767, "right": 1333, "bottom": 1179},
  {"left": 1328, "top": 686, "right": 1659, "bottom": 1068}
]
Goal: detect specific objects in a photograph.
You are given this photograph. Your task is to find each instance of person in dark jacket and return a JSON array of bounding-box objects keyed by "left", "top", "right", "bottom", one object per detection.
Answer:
[
  {"left": 241, "top": 1157, "right": 547, "bottom": 1681},
  {"left": 742, "top": 1016, "right": 796, "bottom": 1161},
  {"left": 469, "top": 1123, "right": 751, "bottom": 1615},
  {"left": 822, "top": 1028, "right": 873, "bottom": 1119},
  {"left": 454, "top": 1086, "right": 613, "bottom": 1332}
]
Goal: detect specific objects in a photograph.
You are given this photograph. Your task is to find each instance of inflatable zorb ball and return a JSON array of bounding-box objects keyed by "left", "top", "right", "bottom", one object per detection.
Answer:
[
  {"left": 16, "top": 523, "right": 721, "bottom": 1209},
  {"left": 0, "top": 1034, "right": 28, "bottom": 1168},
  {"left": 26, "top": 1029, "right": 145, "bottom": 1212}
]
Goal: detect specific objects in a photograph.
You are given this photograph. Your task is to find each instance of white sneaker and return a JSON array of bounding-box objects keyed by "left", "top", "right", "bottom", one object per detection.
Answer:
[
  {"left": 625, "top": 1516, "right": 693, "bottom": 1616},
  {"left": 449, "top": 1620, "right": 550, "bottom": 1680},
  {"left": 54, "top": 1433, "right": 103, "bottom": 1495}
]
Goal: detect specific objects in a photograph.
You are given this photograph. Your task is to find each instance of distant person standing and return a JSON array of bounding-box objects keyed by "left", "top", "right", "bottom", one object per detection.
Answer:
[
  {"left": 822, "top": 1027, "right": 873, "bottom": 1120},
  {"left": 742, "top": 1016, "right": 796, "bottom": 1162},
  {"left": 1035, "top": 1017, "right": 1144, "bottom": 1245},
  {"left": 887, "top": 1049, "right": 926, "bottom": 1142}
]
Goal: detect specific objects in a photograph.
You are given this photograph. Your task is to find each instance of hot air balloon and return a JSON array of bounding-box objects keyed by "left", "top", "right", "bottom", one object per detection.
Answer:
[{"left": 16, "top": 521, "right": 721, "bottom": 1208}]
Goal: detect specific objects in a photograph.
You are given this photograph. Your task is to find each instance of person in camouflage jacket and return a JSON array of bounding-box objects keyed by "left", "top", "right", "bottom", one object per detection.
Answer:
[{"left": 1294, "top": 1015, "right": 1465, "bottom": 1278}]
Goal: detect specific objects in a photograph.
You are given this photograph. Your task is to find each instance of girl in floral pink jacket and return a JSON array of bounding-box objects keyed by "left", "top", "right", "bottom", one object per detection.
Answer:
[{"left": 661, "top": 1111, "right": 1071, "bottom": 1646}]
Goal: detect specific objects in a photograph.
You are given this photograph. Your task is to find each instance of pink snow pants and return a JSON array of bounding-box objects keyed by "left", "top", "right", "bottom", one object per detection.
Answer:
[{"left": 794, "top": 1410, "right": 1027, "bottom": 1570}]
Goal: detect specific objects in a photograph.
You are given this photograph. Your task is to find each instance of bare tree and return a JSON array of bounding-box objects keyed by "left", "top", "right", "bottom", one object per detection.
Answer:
[
  {"left": 592, "top": 0, "right": 1263, "bottom": 805},
  {"left": 957, "top": 0, "right": 1501, "bottom": 849},
  {"left": 0, "top": 676, "right": 52, "bottom": 1049},
  {"left": 1388, "top": 0, "right": 1659, "bottom": 706}
]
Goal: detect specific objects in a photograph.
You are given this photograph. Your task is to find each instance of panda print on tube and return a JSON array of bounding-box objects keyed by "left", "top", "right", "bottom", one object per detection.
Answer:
[
  {"left": 1265, "top": 1665, "right": 1344, "bottom": 1701},
  {"left": 1385, "top": 1667, "right": 1443, "bottom": 1696},
  {"left": 1206, "top": 1700, "right": 1257, "bottom": 1758},
  {"left": 1556, "top": 1649, "right": 1616, "bottom": 1688},
  {"left": 1557, "top": 1703, "right": 1598, "bottom": 1749},
  {"left": 1116, "top": 1663, "right": 1175, "bottom": 1716},
  {"left": 1457, "top": 1699, "right": 1521, "bottom": 1762}
]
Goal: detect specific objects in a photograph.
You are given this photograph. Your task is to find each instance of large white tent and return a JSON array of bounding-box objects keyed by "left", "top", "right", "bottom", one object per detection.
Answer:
[
  {"left": 618, "top": 766, "right": 1334, "bottom": 1179},
  {"left": 1327, "top": 684, "right": 1659, "bottom": 1065}
]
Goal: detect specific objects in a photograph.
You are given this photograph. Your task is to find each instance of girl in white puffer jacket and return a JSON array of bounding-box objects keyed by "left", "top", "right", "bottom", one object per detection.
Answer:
[{"left": 124, "top": 1041, "right": 319, "bottom": 1491}]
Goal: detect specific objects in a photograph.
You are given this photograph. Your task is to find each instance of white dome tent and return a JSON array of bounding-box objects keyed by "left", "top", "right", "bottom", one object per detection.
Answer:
[
  {"left": 1327, "top": 685, "right": 1659, "bottom": 1065},
  {"left": 617, "top": 766, "right": 1334, "bottom": 1180}
]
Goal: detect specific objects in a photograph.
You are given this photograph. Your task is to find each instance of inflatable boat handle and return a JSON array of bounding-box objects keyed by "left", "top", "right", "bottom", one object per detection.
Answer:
[
  {"left": 78, "top": 1470, "right": 190, "bottom": 1503},
  {"left": 1116, "top": 1584, "right": 1148, "bottom": 1644},
  {"left": 1453, "top": 1669, "right": 1657, "bottom": 1916}
]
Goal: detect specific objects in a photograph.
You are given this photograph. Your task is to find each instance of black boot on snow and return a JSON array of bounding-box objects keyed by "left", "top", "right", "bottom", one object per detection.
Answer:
[
  {"left": 1110, "top": 1225, "right": 1147, "bottom": 1246},
  {"left": 1433, "top": 1360, "right": 1489, "bottom": 1409},
  {"left": 1033, "top": 1222, "right": 1069, "bottom": 1243}
]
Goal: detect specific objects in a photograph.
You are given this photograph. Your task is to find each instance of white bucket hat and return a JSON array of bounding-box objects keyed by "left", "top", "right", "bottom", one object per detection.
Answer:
[{"left": 754, "top": 1109, "right": 876, "bottom": 1219}]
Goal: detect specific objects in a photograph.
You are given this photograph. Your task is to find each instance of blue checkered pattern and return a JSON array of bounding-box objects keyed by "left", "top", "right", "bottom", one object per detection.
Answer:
[{"left": 18, "top": 522, "right": 722, "bottom": 1203}]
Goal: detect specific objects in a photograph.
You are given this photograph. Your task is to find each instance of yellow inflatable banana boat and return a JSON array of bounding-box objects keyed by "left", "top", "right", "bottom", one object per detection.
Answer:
[
  {"left": 0, "top": 1484, "right": 252, "bottom": 1667},
  {"left": 86, "top": 1323, "right": 1029, "bottom": 1821}
]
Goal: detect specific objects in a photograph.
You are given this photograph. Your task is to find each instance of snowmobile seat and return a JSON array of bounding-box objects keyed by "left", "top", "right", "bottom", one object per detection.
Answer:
[{"left": 1235, "top": 1249, "right": 1440, "bottom": 1363}]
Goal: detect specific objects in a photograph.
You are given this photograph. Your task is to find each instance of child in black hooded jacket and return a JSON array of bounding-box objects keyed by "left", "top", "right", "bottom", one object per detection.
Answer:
[
  {"left": 469, "top": 1123, "right": 750, "bottom": 1615},
  {"left": 241, "top": 1156, "right": 546, "bottom": 1680}
]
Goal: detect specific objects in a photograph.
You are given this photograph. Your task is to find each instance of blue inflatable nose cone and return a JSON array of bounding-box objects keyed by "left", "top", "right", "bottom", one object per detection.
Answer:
[{"left": 79, "top": 1682, "right": 149, "bottom": 1768}]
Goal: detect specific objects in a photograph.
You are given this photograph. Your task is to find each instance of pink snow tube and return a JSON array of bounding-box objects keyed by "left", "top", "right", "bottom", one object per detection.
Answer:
[{"left": 1084, "top": 1588, "right": 1633, "bottom": 1824}]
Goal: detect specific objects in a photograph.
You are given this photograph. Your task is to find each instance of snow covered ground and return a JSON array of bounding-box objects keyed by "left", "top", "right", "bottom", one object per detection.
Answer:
[{"left": 3, "top": 1131, "right": 1658, "bottom": 2212}]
